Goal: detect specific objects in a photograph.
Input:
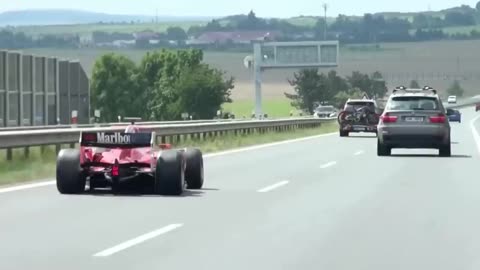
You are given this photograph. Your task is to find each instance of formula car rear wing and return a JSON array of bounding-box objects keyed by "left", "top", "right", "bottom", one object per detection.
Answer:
[{"left": 80, "top": 131, "right": 155, "bottom": 148}]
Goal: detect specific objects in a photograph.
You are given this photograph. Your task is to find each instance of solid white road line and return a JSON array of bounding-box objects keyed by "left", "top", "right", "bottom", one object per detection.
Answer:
[
  {"left": 320, "top": 161, "right": 337, "bottom": 169},
  {"left": 469, "top": 114, "right": 480, "bottom": 156},
  {"left": 203, "top": 132, "right": 336, "bottom": 158},
  {"left": 0, "top": 132, "right": 336, "bottom": 195},
  {"left": 0, "top": 180, "right": 55, "bottom": 194},
  {"left": 257, "top": 181, "right": 289, "bottom": 193},
  {"left": 354, "top": 150, "right": 364, "bottom": 156},
  {"left": 93, "top": 224, "right": 184, "bottom": 257}
]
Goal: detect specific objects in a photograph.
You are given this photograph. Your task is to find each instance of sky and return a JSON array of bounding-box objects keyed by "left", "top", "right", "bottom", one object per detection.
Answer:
[{"left": 1, "top": 0, "right": 478, "bottom": 17}]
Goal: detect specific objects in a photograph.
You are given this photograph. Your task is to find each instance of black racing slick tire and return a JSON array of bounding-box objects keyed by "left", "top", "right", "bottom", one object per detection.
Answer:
[
  {"left": 339, "top": 130, "right": 349, "bottom": 137},
  {"left": 439, "top": 143, "right": 451, "bottom": 157},
  {"left": 56, "top": 149, "right": 86, "bottom": 194},
  {"left": 185, "top": 148, "right": 204, "bottom": 189},
  {"left": 377, "top": 140, "right": 391, "bottom": 156},
  {"left": 154, "top": 150, "right": 185, "bottom": 196}
]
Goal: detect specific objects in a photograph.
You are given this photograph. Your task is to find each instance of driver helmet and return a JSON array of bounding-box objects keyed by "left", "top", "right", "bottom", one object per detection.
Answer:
[{"left": 125, "top": 124, "right": 140, "bottom": 133}]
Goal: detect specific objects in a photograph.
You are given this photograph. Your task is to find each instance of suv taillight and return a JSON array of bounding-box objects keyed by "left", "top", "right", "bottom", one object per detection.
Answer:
[
  {"left": 380, "top": 113, "right": 397, "bottom": 123},
  {"left": 429, "top": 114, "right": 446, "bottom": 123}
]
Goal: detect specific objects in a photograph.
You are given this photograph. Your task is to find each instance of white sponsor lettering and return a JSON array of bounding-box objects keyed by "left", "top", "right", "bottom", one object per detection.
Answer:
[{"left": 97, "top": 132, "right": 131, "bottom": 144}]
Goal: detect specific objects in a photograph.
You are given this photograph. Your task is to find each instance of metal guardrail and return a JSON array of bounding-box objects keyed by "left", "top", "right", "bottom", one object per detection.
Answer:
[
  {"left": 0, "top": 118, "right": 335, "bottom": 160},
  {"left": 0, "top": 119, "right": 241, "bottom": 132},
  {"left": 0, "top": 116, "right": 317, "bottom": 132},
  {"left": 444, "top": 96, "right": 480, "bottom": 109}
]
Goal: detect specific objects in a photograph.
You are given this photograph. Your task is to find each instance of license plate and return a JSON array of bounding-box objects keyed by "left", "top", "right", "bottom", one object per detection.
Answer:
[
  {"left": 353, "top": 127, "right": 366, "bottom": 131},
  {"left": 405, "top": 117, "right": 423, "bottom": 122}
]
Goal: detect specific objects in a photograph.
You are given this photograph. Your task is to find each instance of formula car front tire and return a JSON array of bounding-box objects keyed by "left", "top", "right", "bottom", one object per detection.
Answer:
[
  {"left": 154, "top": 150, "right": 185, "bottom": 195},
  {"left": 185, "top": 148, "right": 204, "bottom": 189},
  {"left": 56, "top": 149, "right": 86, "bottom": 194}
]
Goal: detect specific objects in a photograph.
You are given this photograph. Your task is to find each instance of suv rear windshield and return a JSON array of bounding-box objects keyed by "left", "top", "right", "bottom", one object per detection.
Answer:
[
  {"left": 345, "top": 102, "right": 375, "bottom": 111},
  {"left": 386, "top": 96, "right": 440, "bottom": 111}
]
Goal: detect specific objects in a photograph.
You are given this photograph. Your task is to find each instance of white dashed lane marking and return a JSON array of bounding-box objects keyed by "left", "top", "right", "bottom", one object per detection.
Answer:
[
  {"left": 320, "top": 161, "right": 337, "bottom": 169},
  {"left": 93, "top": 224, "right": 184, "bottom": 257},
  {"left": 257, "top": 181, "right": 290, "bottom": 193}
]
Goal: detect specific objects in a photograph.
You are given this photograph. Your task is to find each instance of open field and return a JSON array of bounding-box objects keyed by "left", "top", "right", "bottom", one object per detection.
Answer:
[
  {"left": 222, "top": 98, "right": 296, "bottom": 117},
  {"left": 0, "top": 122, "right": 337, "bottom": 185},
  {"left": 23, "top": 39, "right": 480, "bottom": 100}
]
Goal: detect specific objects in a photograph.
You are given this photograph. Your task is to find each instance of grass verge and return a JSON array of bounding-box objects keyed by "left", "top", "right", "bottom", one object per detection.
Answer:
[
  {"left": 0, "top": 121, "right": 337, "bottom": 186},
  {"left": 222, "top": 98, "right": 298, "bottom": 118}
]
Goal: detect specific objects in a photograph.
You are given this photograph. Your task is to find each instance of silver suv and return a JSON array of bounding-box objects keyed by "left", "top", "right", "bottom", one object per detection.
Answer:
[{"left": 377, "top": 86, "right": 451, "bottom": 157}]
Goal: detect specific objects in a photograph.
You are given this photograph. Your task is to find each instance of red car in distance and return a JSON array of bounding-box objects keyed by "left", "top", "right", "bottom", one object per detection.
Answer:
[{"left": 56, "top": 130, "right": 204, "bottom": 196}]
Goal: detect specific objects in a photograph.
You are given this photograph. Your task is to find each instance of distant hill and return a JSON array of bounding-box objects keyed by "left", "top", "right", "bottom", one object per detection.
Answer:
[
  {"left": 376, "top": 4, "right": 477, "bottom": 19},
  {"left": 0, "top": 9, "right": 215, "bottom": 26}
]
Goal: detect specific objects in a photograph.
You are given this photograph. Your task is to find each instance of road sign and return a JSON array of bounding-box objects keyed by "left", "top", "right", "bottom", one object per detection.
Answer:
[
  {"left": 257, "top": 41, "right": 339, "bottom": 69},
  {"left": 250, "top": 40, "right": 340, "bottom": 118}
]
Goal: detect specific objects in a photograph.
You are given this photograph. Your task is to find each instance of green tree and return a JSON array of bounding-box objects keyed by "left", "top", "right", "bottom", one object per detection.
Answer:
[
  {"left": 371, "top": 71, "right": 388, "bottom": 98},
  {"left": 326, "top": 70, "right": 349, "bottom": 98},
  {"left": 347, "top": 71, "right": 387, "bottom": 98},
  {"left": 332, "top": 88, "right": 364, "bottom": 109},
  {"left": 285, "top": 69, "right": 324, "bottom": 113},
  {"left": 447, "top": 80, "right": 465, "bottom": 97},
  {"left": 90, "top": 53, "right": 141, "bottom": 122},
  {"left": 170, "top": 64, "right": 234, "bottom": 119},
  {"left": 92, "top": 49, "right": 233, "bottom": 121},
  {"left": 285, "top": 69, "right": 348, "bottom": 113},
  {"left": 348, "top": 71, "right": 371, "bottom": 94},
  {"left": 409, "top": 80, "right": 420, "bottom": 88},
  {"left": 166, "top": 26, "right": 188, "bottom": 41},
  {"left": 148, "top": 50, "right": 204, "bottom": 120}
]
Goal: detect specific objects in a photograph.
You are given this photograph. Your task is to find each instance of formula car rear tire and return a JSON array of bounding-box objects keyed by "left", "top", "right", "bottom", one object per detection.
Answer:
[
  {"left": 185, "top": 148, "right": 204, "bottom": 189},
  {"left": 56, "top": 149, "right": 86, "bottom": 194},
  {"left": 439, "top": 143, "right": 451, "bottom": 157},
  {"left": 154, "top": 150, "right": 185, "bottom": 195},
  {"left": 377, "top": 140, "right": 391, "bottom": 156}
]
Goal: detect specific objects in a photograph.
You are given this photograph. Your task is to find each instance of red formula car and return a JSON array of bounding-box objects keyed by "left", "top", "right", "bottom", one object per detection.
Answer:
[{"left": 56, "top": 130, "right": 204, "bottom": 196}]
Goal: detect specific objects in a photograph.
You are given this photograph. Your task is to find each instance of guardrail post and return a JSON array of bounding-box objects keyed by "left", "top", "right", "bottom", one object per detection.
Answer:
[
  {"left": 55, "top": 144, "right": 61, "bottom": 154},
  {"left": 6, "top": 148, "right": 13, "bottom": 161},
  {"left": 160, "top": 136, "right": 166, "bottom": 144},
  {"left": 40, "top": 145, "right": 46, "bottom": 154},
  {"left": 24, "top": 147, "right": 29, "bottom": 158}
]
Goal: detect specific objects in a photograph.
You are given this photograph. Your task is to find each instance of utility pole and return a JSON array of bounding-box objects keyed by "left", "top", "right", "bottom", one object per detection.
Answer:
[{"left": 322, "top": 3, "right": 328, "bottom": 40}]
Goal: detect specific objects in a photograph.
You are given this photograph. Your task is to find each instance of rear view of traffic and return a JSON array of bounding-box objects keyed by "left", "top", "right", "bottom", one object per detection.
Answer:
[
  {"left": 334, "top": 86, "right": 467, "bottom": 158},
  {"left": 337, "top": 98, "right": 380, "bottom": 137},
  {"left": 376, "top": 86, "right": 451, "bottom": 157}
]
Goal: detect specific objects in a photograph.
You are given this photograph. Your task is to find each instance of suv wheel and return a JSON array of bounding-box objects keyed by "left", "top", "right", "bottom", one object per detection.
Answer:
[
  {"left": 439, "top": 143, "right": 451, "bottom": 157},
  {"left": 377, "top": 140, "right": 391, "bottom": 156},
  {"left": 339, "top": 130, "right": 349, "bottom": 137}
]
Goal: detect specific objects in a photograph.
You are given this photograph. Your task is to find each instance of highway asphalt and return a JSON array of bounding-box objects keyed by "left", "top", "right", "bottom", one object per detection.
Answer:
[{"left": 1, "top": 107, "right": 480, "bottom": 270}]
